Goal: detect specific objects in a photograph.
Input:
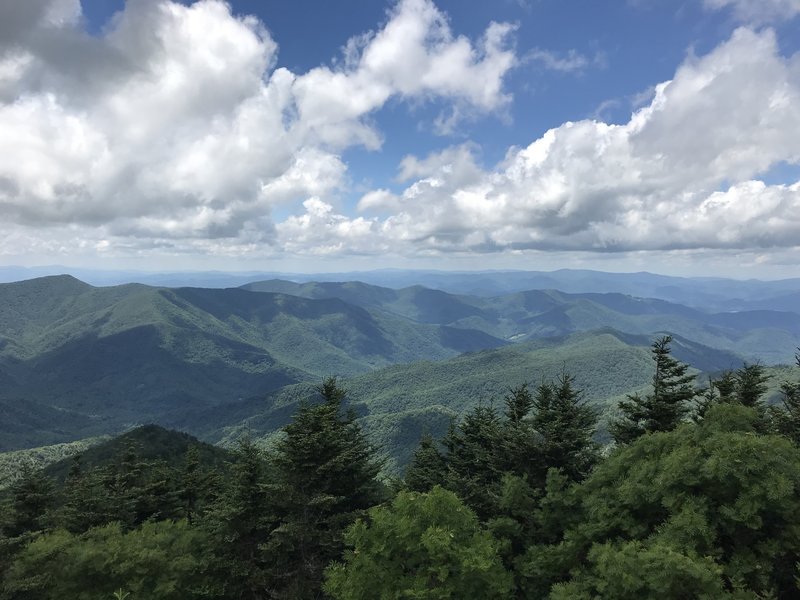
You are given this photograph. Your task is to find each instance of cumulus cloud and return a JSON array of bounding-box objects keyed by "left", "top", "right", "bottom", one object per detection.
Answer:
[
  {"left": 319, "top": 28, "right": 800, "bottom": 255},
  {"left": 0, "top": 0, "right": 515, "bottom": 257},
  {"left": 2, "top": 0, "right": 799, "bottom": 266}
]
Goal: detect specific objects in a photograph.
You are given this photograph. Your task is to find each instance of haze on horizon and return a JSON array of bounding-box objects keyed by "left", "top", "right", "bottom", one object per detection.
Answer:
[{"left": 1, "top": 0, "right": 799, "bottom": 279}]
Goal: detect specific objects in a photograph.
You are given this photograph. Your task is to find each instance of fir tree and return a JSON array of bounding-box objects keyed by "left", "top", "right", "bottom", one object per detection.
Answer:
[
  {"left": 3, "top": 464, "right": 55, "bottom": 538},
  {"left": 772, "top": 349, "right": 800, "bottom": 445},
  {"left": 178, "top": 445, "right": 205, "bottom": 525},
  {"left": 404, "top": 433, "right": 447, "bottom": 493},
  {"left": 203, "top": 437, "right": 272, "bottom": 600},
  {"left": 714, "top": 370, "right": 737, "bottom": 403},
  {"left": 504, "top": 383, "right": 534, "bottom": 423},
  {"left": 735, "top": 362, "right": 770, "bottom": 408},
  {"left": 265, "top": 377, "right": 384, "bottom": 599},
  {"left": 532, "top": 371, "right": 598, "bottom": 482},
  {"left": 442, "top": 404, "right": 504, "bottom": 520},
  {"left": 611, "top": 335, "right": 697, "bottom": 444}
]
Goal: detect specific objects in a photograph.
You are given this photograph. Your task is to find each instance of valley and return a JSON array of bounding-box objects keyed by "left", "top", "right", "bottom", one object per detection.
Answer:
[{"left": 1, "top": 270, "right": 798, "bottom": 471}]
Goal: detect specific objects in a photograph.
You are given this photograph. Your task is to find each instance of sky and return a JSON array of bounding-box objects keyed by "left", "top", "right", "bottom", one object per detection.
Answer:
[{"left": 0, "top": 0, "right": 799, "bottom": 278}]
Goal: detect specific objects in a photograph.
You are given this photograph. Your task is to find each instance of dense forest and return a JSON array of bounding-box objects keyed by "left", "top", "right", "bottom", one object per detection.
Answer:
[{"left": 2, "top": 337, "right": 800, "bottom": 599}]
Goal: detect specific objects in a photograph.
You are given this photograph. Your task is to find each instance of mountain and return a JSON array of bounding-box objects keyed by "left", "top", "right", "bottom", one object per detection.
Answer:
[
  {"left": 43, "top": 424, "right": 231, "bottom": 482},
  {"left": 0, "top": 276, "right": 506, "bottom": 450},
  {"left": 243, "top": 280, "right": 800, "bottom": 364},
  {"left": 6, "top": 267, "right": 800, "bottom": 315},
  {"left": 2, "top": 273, "right": 797, "bottom": 455},
  {"left": 194, "top": 329, "right": 744, "bottom": 471},
  {"left": 247, "top": 269, "right": 800, "bottom": 313}
]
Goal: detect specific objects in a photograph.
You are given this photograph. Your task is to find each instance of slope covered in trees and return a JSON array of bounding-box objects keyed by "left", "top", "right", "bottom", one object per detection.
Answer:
[
  {"left": 244, "top": 278, "right": 800, "bottom": 364},
  {"left": 0, "top": 276, "right": 506, "bottom": 450},
  {"left": 201, "top": 330, "right": 744, "bottom": 470},
  {"left": 3, "top": 274, "right": 799, "bottom": 454},
  {"left": 2, "top": 347, "right": 799, "bottom": 598}
]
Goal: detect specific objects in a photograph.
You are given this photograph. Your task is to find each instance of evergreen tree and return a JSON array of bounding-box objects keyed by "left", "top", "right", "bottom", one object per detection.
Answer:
[
  {"left": 178, "top": 444, "right": 209, "bottom": 525},
  {"left": 713, "top": 370, "right": 737, "bottom": 403},
  {"left": 265, "top": 377, "right": 384, "bottom": 599},
  {"left": 442, "top": 404, "right": 505, "bottom": 520},
  {"left": 732, "top": 362, "right": 772, "bottom": 433},
  {"left": 3, "top": 464, "right": 55, "bottom": 538},
  {"left": 203, "top": 437, "right": 272, "bottom": 600},
  {"left": 773, "top": 349, "right": 800, "bottom": 445},
  {"left": 531, "top": 372, "right": 598, "bottom": 483},
  {"left": 611, "top": 335, "right": 696, "bottom": 444},
  {"left": 404, "top": 433, "right": 447, "bottom": 493},
  {"left": 60, "top": 455, "right": 107, "bottom": 534},
  {"left": 735, "top": 362, "right": 770, "bottom": 408},
  {"left": 504, "top": 383, "right": 534, "bottom": 423}
]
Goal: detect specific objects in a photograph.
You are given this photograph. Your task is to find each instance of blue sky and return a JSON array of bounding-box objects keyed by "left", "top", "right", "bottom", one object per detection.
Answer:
[{"left": 0, "top": 0, "right": 799, "bottom": 277}]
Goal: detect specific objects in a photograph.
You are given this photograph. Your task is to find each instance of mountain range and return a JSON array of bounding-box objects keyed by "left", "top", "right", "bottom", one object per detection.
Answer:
[
  {"left": 3, "top": 266, "right": 800, "bottom": 314},
  {"left": 0, "top": 272, "right": 798, "bottom": 466}
]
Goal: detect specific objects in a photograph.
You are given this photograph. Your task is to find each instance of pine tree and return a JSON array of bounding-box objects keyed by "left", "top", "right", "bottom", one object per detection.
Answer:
[
  {"left": 265, "top": 377, "right": 384, "bottom": 599},
  {"left": 3, "top": 464, "right": 55, "bottom": 538},
  {"left": 772, "top": 349, "right": 800, "bottom": 445},
  {"left": 178, "top": 444, "right": 205, "bottom": 525},
  {"left": 404, "top": 433, "right": 447, "bottom": 493},
  {"left": 735, "top": 362, "right": 770, "bottom": 408},
  {"left": 498, "top": 382, "right": 548, "bottom": 485},
  {"left": 60, "top": 455, "right": 111, "bottom": 534},
  {"left": 611, "top": 335, "right": 697, "bottom": 444},
  {"left": 203, "top": 437, "right": 272, "bottom": 599},
  {"left": 532, "top": 372, "right": 598, "bottom": 482},
  {"left": 504, "top": 384, "right": 534, "bottom": 423},
  {"left": 714, "top": 370, "right": 737, "bottom": 403},
  {"left": 442, "top": 404, "right": 505, "bottom": 520}
]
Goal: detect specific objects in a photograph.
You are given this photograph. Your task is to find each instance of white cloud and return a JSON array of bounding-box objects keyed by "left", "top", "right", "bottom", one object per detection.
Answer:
[
  {"left": 291, "top": 0, "right": 516, "bottom": 144},
  {"left": 276, "top": 198, "right": 384, "bottom": 256},
  {"left": 357, "top": 189, "right": 402, "bottom": 212},
  {"left": 2, "top": 1, "right": 799, "bottom": 270},
  {"left": 0, "top": 0, "right": 516, "bottom": 257},
  {"left": 524, "top": 48, "right": 593, "bottom": 73},
  {"left": 342, "top": 27, "right": 800, "bottom": 255},
  {"left": 704, "top": 0, "right": 800, "bottom": 23}
]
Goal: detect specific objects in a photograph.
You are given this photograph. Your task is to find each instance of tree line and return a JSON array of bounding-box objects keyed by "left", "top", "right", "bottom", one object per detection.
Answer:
[{"left": 1, "top": 336, "right": 800, "bottom": 598}]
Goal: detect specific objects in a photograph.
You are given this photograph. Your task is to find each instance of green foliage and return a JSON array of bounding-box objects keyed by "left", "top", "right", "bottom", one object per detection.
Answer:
[
  {"left": 441, "top": 405, "right": 505, "bottom": 520},
  {"left": 264, "top": 377, "right": 385, "bottom": 599},
  {"left": 530, "top": 373, "right": 598, "bottom": 483},
  {"left": 324, "top": 487, "right": 513, "bottom": 599},
  {"left": 202, "top": 437, "right": 272, "bottom": 599},
  {"left": 0, "top": 437, "right": 109, "bottom": 491},
  {"left": 41, "top": 425, "right": 231, "bottom": 484},
  {"left": 1, "top": 521, "right": 208, "bottom": 600},
  {"left": 541, "top": 404, "right": 800, "bottom": 597},
  {"left": 611, "top": 335, "right": 698, "bottom": 443},
  {"left": 404, "top": 433, "right": 447, "bottom": 493},
  {"left": 2, "top": 464, "right": 55, "bottom": 538},
  {"left": 550, "top": 541, "right": 734, "bottom": 599},
  {"left": 771, "top": 349, "right": 800, "bottom": 445},
  {"left": 504, "top": 383, "right": 534, "bottom": 423},
  {"left": 735, "top": 362, "right": 771, "bottom": 408}
]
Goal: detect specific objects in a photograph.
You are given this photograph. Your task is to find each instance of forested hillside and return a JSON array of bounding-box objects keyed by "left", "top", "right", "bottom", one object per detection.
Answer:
[
  {"left": 200, "top": 329, "right": 746, "bottom": 470},
  {"left": 0, "top": 276, "right": 505, "bottom": 450},
  {"left": 2, "top": 342, "right": 799, "bottom": 598},
  {"left": 2, "top": 274, "right": 799, "bottom": 459},
  {"left": 244, "top": 279, "right": 800, "bottom": 363}
]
